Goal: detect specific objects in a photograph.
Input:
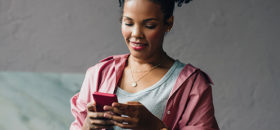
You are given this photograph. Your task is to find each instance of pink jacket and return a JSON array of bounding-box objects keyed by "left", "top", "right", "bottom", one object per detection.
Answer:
[{"left": 70, "top": 54, "right": 219, "bottom": 130}]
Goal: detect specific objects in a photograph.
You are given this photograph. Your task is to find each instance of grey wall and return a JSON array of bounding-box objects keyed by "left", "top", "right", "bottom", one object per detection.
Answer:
[{"left": 1, "top": 0, "right": 280, "bottom": 129}]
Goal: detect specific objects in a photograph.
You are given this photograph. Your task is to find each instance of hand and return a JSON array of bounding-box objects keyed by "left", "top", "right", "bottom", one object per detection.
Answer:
[
  {"left": 103, "top": 101, "right": 167, "bottom": 130},
  {"left": 82, "top": 101, "right": 114, "bottom": 130}
]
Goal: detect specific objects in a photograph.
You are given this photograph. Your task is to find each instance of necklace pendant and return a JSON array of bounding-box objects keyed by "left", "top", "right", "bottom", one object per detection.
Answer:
[{"left": 131, "top": 82, "right": 137, "bottom": 87}]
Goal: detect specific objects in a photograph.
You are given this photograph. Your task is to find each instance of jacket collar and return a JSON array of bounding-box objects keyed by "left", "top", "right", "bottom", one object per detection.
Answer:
[
  {"left": 110, "top": 54, "right": 129, "bottom": 93},
  {"left": 110, "top": 54, "right": 206, "bottom": 96},
  {"left": 168, "top": 64, "right": 198, "bottom": 98}
]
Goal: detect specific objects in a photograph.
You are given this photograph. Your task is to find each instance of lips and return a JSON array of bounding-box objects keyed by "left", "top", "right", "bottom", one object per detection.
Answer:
[{"left": 129, "top": 41, "right": 147, "bottom": 51}]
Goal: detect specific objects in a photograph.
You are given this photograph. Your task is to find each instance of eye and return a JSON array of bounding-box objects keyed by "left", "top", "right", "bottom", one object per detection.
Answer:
[
  {"left": 125, "top": 23, "right": 133, "bottom": 26},
  {"left": 145, "top": 24, "right": 156, "bottom": 29}
]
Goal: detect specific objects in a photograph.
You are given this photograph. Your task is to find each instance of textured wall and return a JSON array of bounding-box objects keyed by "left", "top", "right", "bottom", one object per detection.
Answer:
[
  {"left": 0, "top": 0, "right": 125, "bottom": 72},
  {"left": 0, "top": 0, "right": 280, "bottom": 129}
]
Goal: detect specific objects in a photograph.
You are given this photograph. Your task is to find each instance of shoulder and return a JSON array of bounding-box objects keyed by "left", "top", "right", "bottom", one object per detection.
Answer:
[
  {"left": 180, "top": 64, "right": 213, "bottom": 85},
  {"left": 99, "top": 53, "right": 129, "bottom": 62},
  {"left": 85, "top": 53, "right": 129, "bottom": 75}
]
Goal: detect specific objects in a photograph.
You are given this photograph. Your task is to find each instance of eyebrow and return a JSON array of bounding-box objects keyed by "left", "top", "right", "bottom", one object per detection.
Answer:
[{"left": 123, "top": 16, "right": 159, "bottom": 22}]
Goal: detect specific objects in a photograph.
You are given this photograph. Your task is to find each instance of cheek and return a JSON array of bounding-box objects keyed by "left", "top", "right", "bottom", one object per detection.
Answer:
[
  {"left": 146, "top": 30, "right": 165, "bottom": 43},
  {"left": 121, "top": 25, "right": 130, "bottom": 40}
]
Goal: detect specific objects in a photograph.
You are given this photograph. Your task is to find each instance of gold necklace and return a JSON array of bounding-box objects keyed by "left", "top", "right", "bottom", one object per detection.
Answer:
[{"left": 129, "top": 63, "right": 160, "bottom": 87}]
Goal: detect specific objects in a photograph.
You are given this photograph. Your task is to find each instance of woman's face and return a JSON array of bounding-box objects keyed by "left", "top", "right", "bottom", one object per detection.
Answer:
[{"left": 121, "top": 0, "right": 172, "bottom": 60}]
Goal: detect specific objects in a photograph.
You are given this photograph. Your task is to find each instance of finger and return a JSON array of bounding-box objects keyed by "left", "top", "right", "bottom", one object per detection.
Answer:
[
  {"left": 112, "top": 103, "right": 140, "bottom": 117},
  {"left": 103, "top": 106, "right": 122, "bottom": 117},
  {"left": 87, "top": 101, "right": 96, "bottom": 112},
  {"left": 112, "top": 102, "right": 124, "bottom": 107},
  {"left": 103, "top": 105, "right": 113, "bottom": 111},
  {"left": 87, "top": 112, "right": 106, "bottom": 119},
  {"left": 113, "top": 121, "right": 136, "bottom": 129},
  {"left": 126, "top": 101, "right": 141, "bottom": 105},
  {"left": 104, "top": 113, "right": 136, "bottom": 124},
  {"left": 105, "top": 104, "right": 125, "bottom": 115},
  {"left": 89, "top": 119, "right": 114, "bottom": 126},
  {"left": 112, "top": 102, "right": 141, "bottom": 107},
  {"left": 104, "top": 103, "right": 121, "bottom": 112},
  {"left": 89, "top": 124, "right": 113, "bottom": 129}
]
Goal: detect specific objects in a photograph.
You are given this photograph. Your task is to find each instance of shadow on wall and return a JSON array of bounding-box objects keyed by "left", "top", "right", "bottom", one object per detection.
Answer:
[{"left": 0, "top": 72, "right": 83, "bottom": 130}]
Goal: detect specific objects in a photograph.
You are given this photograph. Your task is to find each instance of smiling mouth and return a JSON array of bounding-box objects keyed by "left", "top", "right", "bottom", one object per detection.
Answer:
[
  {"left": 130, "top": 42, "right": 147, "bottom": 47},
  {"left": 129, "top": 41, "right": 148, "bottom": 50}
]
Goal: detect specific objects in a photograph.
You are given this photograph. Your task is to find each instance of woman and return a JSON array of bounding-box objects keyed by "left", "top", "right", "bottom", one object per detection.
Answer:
[{"left": 70, "top": 0, "right": 219, "bottom": 129}]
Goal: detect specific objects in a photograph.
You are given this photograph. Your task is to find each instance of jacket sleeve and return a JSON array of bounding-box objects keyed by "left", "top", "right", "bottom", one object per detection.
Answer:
[
  {"left": 179, "top": 71, "right": 219, "bottom": 130},
  {"left": 70, "top": 67, "right": 96, "bottom": 130}
]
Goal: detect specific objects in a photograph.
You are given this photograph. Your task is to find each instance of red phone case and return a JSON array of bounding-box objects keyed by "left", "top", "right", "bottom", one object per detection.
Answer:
[{"left": 92, "top": 92, "right": 118, "bottom": 112}]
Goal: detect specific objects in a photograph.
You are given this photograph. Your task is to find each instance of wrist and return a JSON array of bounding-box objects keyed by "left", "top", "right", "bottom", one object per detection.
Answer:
[
  {"left": 81, "top": 123, "right": 88, "bottom": 130},
  {"left": 81, "top": 117, "right": 90, "bottom": 130},
  {"left": 155, "top": 119, "right": 168, "bottom": 130},
  {"left": 159, "top": 123, "right": 168, "bottom": 130}
]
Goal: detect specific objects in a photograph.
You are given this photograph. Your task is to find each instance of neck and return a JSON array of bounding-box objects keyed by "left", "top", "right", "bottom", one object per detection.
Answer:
[{"left": 128, "top": 51, "right": 174, "bottom": 69}]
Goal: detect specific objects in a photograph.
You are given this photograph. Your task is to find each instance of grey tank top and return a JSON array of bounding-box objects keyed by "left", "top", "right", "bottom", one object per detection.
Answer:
[{"left": 114, "top": 60, "right": 185, "bottom": 130}]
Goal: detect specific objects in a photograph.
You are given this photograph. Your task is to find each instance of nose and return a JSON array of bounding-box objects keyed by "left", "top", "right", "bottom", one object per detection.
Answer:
[{"left": 131, "top": 25, "right": 144, "bottom": 39}]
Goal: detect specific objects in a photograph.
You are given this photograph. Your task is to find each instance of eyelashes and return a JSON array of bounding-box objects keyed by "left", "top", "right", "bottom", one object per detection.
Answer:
[
  {"left": 145, "top": 25, "right": 156, "bottom": 29},
  {"left": 124, "top": 23, "right": 157, "bottom": 29},
  {"left": 125, "top": 23, "right": 133, "bottom": 26}
]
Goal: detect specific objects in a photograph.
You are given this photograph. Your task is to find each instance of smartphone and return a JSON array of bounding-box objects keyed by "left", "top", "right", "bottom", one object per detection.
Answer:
[{"left": 92, "top": 92, "right": 118, "bottom": 112}]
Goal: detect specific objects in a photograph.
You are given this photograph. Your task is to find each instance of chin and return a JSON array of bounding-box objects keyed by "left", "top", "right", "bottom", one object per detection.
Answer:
[{"left": 129, "top": 49, "right": 149, "bottom": 59}]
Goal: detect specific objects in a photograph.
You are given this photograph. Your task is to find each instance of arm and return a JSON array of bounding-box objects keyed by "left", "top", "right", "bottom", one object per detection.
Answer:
[
  {"left": 70, "top": 66, "right": 116, "bottom": 130},
  {"left": 179, "top": 71, "right": 219, "bottom": 130},
  {"left": 70, "top": 69, "right": 93, "bottom": 130},
  {"left": 70, "top": 67, "right": 95, "bottom": 130}
]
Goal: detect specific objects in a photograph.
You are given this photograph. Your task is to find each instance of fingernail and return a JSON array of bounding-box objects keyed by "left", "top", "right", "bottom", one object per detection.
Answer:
[
  {"left": 112, "top": 102, "right": 118, "bottom": 107},
  {"left": 103, "top": 105, "right": 108, "bottom": 110},
  {"left": 104, "top": 113, "right": 109, "bottom": 118}
]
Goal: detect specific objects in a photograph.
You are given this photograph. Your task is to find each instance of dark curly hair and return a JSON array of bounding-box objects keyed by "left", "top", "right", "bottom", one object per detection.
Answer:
[{"left": 118, "top": 0, "right": 192, "bottom": 23}]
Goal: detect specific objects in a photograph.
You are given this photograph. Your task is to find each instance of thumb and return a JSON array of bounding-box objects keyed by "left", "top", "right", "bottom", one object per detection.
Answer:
[
  {"left": 127, "top": 101, "right": 141, "bottom": 105},
  {"left": 87, "top": 101, "right": 96, "bottom": 112}
]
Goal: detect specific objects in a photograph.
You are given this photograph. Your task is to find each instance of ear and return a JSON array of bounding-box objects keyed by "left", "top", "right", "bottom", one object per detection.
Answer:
[{"left": 166, "top": 16, "right": 174, "bottom": 32}]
